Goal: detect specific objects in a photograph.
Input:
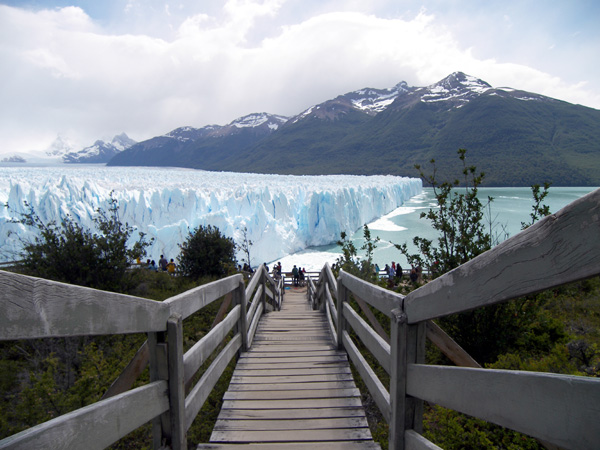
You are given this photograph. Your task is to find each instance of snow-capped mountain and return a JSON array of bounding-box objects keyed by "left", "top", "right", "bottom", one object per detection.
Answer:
[
  {"left": 63, "top": 133, "right": 136, "bottom": 164},
  {"left": 45, "top": 135, "right": 77, "bottom": 157},
  {"left": 291, "top": 81, "right": 413, "bottom": 123},
  {"left": 108, "top": 113, "right": 289, "bottom": 168},
  {"left": 388, "top": 72, "right": 554, "bottom": 112}
]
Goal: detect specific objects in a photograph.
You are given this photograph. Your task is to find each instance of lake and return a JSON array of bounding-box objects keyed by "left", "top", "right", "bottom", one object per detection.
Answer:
[{"left": 276, "top": 186, "right": 598, "bottom": 271}]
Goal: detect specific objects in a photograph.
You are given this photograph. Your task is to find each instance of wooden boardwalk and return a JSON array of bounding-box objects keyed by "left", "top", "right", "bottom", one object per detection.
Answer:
[{"left": 198, "top": 287, "right": 381, "bottom": 449}]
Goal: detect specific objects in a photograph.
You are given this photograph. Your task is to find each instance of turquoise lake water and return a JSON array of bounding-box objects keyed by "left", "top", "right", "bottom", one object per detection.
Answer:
[{"left": 278, "top": 186, "right": 598, "bottom": 271}]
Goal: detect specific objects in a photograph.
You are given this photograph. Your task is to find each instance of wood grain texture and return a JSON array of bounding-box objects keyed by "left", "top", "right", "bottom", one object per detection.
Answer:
[
  {"left": 183, "top": 305, "right": 240, "bottom": 384},
  {"left": 0, "top": 270, "right": 169, "bottom": 339},
  {"left": 184, "top": 334, "right": 241, "bottom": 431},
  {"left": 209, "top": 289, "right": 378, "bottom": 447},
  {"left": 198, "top": 443, "right": 381, "bottom": 450},
  {"left": 339, "top": 270, "right": 403, "bottom": 317},
  {"left": 0, "top": 381, "right": 168, "bottom": 450},
  {"left": 164, "top": 274, "right": 241, "bottom": 321},
  {"left": 404, "top": 188, "right": 600, "bottom": 323},
  {"left": 407, "top": 364, "right": 600, "bottom": 450},
  {"left": 343, "top": 301, "right": 391, "bottom": 374}
]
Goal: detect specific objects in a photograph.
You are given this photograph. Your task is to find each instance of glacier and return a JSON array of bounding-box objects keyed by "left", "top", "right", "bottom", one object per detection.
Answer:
[{"left": 0, "top": 166, "right": 422, "bottom": 267}]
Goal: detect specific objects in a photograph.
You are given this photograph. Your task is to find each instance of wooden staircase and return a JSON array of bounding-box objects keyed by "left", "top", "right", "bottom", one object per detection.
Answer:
[{"left": 198, "top": 287, "right": 381, "bottom": 449}]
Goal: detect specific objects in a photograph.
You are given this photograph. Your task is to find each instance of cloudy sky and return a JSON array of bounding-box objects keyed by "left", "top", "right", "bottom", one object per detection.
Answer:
[{"left": 1, "top": 0, "right": 599, "bottom": 154}]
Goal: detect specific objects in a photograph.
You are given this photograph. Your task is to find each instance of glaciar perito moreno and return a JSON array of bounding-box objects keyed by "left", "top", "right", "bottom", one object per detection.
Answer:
[{"left": 0, "top": 166, "right": 422, "bottom": 266}]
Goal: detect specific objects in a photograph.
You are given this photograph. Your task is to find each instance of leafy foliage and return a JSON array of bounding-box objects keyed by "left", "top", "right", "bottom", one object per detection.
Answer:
[
  {"left": 335, "top": 224, "right": 380, "bottom": 282},
  {"left": 11, "top": 193, "right": 151, "bottom": 292},
  {"left": 395, "top": 149, "right": 492, "bottom": 276},
  {"left": 521, "top": 182, "right": 552, "bottom": 229},
  {"left": 394, "top": 150, "right": 564, "bottom": 364},
  {"left": 177, "top": 225, "right": 237, "bottom": 279}
]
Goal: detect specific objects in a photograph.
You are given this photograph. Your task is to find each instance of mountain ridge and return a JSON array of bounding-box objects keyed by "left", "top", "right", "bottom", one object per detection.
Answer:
[{"left": 107, "top": 72, "right": 600, "bottom": 186}]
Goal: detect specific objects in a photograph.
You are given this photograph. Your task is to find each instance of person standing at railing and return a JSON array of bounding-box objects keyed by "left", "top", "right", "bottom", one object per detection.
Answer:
[
  {"left": 292, "top": 265, "right": 299, "bottom": 286},
  {"left": 159, "top": 255, "right": 168, "bottom": 272}
]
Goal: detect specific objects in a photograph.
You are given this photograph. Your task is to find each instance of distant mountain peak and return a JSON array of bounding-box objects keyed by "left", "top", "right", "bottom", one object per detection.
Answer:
[
  {"left": 292, "top": 81, "right": 413, "bottom": 124},
  {"left": 63, "top": 133, "right": 136, "bottom": 164},
  {"left": 418, "top": 72, "right": 492, "bottom": 106},
  {"left": 231, "top": 113, "right": 289, "bottom": 130},
  {"left": 46, "top": 135, "right": 77, "bottom": 157}
]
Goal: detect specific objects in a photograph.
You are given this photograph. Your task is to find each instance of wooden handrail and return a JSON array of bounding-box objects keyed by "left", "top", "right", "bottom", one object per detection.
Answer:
[{"left": 0, "top": 260, "right": 274, "bottom": 449}]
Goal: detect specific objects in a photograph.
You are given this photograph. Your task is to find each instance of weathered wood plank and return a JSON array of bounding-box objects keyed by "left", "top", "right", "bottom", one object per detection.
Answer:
[
  {"left": 101, "top": 340, "right": 149, "bottom": 400},
  {"left": 0, "top": 381, "right": 168, "bottom": 450},
  {"left": 239, "top": 350, "right": 344, "bottom": 358},
  {"left": 247, "top": 344, "right": 335, "bottom": 352},
  {"left": 426, "top": 320, "right": 480, "bottom": 368},
  {"left": 223, "top": 388, "right": 360, "bottom": 400},
  {"left": 232, "top": 367, "right": 352, "bottom": 377},
  {"left": 404, "top": 188, "right": 600, "bottom": 323},
  {"left": 405, "top": 430, "right": 442, "bottom": 450},
  {"left": 164, "top": 274, "right": 241, "bottom": 320},
  {"left": 339, "top": 270, "right": 403, "bottom": 317},
  {"left": 244, "top": 264, "right": 265, "bottom": 300},
  {"left": 210, "top": 428, "right": 373, "bottom": 443},
  {"left": 167, "top": 315, "right": 186, "bottom": 450},
  {"left": 407, "top": 364, "right": 600, "bottom": 450},
  {"left": 326, "top": 295, "right": 337, "bottom": 342},
  {"left": 230, "top": 371, "right": 353, "bottom": 389},
  {"left": 198, "top": 443, "right": 381, "bottom": 450},
  {"left": 246, "top": 301, "right": 263, "bottom": 347},
  {"left": 343, "top": 302, "right": 391, "bottom": 374},
  {"left": 184, "top": 334, "right": 241, "bottom": 431},
  {"left": 233, "top": 361, "right": 349, "bottom": 370},
  {"left": 227, "top": 381, "right": 358, "bottom": 391},
  {"left": 245, "top": 285, "right": 263, "bottom": 325},
  {"left": 183, "top": 305, "right": 240, "bottom": 384},
  {"left": 237, "top": 355, "right": 348, "bottom": 364},
  {"left": 0, "top": 270, "right": 169, "bottom": 339},
  {"left": 221, "top": 397, "right": 364, "bottom": 410},
  {"left": 342, "top": 331, "right": 391, "bottom": 422},
  {"left": 213, "top": 416, "right": 369, "bottom": 431},
  {"left": 216, "top": 407, "right": 367, "bottom": 421}
]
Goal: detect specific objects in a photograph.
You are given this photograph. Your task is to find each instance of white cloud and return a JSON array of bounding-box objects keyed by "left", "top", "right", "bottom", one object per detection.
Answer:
[{"left": 0, "top": 1, "right": 598, "bottom": 155}]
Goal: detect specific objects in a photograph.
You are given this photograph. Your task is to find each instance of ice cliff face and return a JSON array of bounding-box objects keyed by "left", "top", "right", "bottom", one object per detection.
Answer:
[{"left": 0, "top": 167, "right": 422, "bottom": 266}]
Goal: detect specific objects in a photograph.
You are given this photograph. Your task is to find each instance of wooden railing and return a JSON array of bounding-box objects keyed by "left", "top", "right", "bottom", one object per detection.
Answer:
[
  {"left": 0, "top": 264, "right": 282, "bottom": 450},
  {"left": 308, "top": 187, "right": 600, "bottom": 450}
]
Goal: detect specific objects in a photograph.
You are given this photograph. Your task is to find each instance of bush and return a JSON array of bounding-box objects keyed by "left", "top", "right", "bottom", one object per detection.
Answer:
[
  {"left": 11, "top": 194, "right": 151, "bottom": 292},
  {"left": 177, "top": 225, "right": 237, "bottom": 279}
]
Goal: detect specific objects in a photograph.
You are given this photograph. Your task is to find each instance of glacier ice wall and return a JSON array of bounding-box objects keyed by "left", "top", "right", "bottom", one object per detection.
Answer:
[{"left": 0, "top": 166, "right": 422, "bottom": 266}]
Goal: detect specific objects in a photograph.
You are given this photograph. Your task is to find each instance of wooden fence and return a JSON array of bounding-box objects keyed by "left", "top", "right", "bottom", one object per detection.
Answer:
[
  {"left": 0, "top": 264, "right": 283, "bottom": 450},
  {"left": 307, "top": 187, "right": 600, "bottom": 450}
]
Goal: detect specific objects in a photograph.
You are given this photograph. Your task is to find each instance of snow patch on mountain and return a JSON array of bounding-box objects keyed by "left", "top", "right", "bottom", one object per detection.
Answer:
[
  {"left": 232, "top": 113, "right": 288, "bottom": 130},
  {"left": 420, "top": 72, "right": 492, "bottom": 105},
  {"left": 350, "top": 82, "right": 411, "bottom": 114},
  {"left": 63, "top": 133, "right": 136, "bottom": 163}
]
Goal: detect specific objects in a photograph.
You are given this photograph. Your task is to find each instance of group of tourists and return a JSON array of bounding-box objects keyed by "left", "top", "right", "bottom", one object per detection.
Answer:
[
  {"left": 291, "top": 265, "right": 306, "bottom": 287},
  {"left": 377, "top": 261, "right": 422, "bottom": 286},
  {"left": 144, "top": 254, "right": 177, "bottom": 275}
]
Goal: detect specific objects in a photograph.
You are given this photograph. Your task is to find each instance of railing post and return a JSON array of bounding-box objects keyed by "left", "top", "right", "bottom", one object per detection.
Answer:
[
  {"left": 260, "top": 266, "right": 267, "bottom": 312},
  {"left": 236, "top": 277, "right": 249, "bottom": 352},
  {"left": 167, "top": 314, "right": 186, "bottom": 450},
  {"left": 389, "top": 309, "right": 426, "bottom": 450},
  {"left": 389, "top": 308, "right": 407, "bottom": 450},
  {"left": 147, "top": 331, "right": 168, "bottom": 449},
  {"left": 336, "top": 273, "right": 347, "bottom": 351}
]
